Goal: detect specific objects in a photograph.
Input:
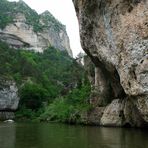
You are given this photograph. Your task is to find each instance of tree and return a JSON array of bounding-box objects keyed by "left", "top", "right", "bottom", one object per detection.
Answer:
[{"left": 20, "top": 82, "right": 48, "bottom": 110}]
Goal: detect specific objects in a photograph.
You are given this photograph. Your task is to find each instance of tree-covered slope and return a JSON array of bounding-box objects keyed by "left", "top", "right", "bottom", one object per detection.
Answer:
[
  {"left": 0, "top": 0, "right": 91, "bottom": 122},
  {"left": 0, "top": 41, "right": 90, "bottom": 121},
  {"left": 0, "top": 41, "right": 83, "bottom": 94}
]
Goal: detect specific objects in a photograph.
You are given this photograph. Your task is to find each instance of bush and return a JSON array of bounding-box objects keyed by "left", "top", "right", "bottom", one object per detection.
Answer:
[
  {"left": 16, "top": 106, "right": 44, "bottom": 120},
  {"left": 19, "top": 82, "right": 49, "bottom": 110},
  {"left": 39, "top": 83, "right": 91, "bottom": 123}
]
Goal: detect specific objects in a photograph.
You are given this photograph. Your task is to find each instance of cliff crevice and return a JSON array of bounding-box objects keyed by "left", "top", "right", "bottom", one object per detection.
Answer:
[{"left": 73, "top": 0, "right": 148, "bottom": 127}]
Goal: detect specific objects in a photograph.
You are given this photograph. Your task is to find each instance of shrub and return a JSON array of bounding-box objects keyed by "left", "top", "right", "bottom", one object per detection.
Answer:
[
  {"left": 39, "top": 83, "right": 91, "bottom": 123},
  {"left": 19, "top": 82, "right": 49, "bottom": 110}
]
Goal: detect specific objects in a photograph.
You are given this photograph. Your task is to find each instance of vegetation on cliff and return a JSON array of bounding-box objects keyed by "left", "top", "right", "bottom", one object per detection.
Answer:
[
  {"left": 39, "top": 82, "right": 91, "bottom": 123},
  {"left": 0, "top": 0, "right": 91, "bottom": 123},
  {"left": 0, "top": 41, "right": 91, "bottom": 121}
]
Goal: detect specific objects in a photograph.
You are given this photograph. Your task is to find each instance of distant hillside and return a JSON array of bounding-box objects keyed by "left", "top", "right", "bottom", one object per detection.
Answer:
[{"left": 0, "top": 0, "right": 72, "bottom": 56}]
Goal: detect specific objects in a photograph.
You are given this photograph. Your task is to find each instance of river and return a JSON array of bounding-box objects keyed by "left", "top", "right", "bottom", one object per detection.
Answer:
[{"left": 0, "top": 122, "right": 148, "bottom": 148}]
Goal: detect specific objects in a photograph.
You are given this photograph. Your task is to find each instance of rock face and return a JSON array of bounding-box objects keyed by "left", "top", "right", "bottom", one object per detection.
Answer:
[
  {"left": 0, "top": 0, "right": 72, "bottom": 57},
  {"left": 73, "top": 0, "right": 148, "bottom": 127},
  {"left": 0, "top": 112, "right": 15, "bottom": 121},
  {"left": 0, "top": 79, "right": 19, "bottom": 120}
]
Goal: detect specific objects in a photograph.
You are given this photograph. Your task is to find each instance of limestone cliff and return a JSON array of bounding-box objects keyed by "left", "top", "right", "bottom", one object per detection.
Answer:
[
  {"left": 73, "top": 0, "right": 148, "bottom": 127},
  {"left": 0, "top": 0, "right": 72, "bottom": 57},
  {"left": 0, "top": 79, "right": 19, "bottom": 120}
]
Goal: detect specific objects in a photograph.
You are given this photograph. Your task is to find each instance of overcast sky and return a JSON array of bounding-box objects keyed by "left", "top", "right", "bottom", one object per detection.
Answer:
[{"left": 8, "top": 0, "right": 83, "bottom": 57}]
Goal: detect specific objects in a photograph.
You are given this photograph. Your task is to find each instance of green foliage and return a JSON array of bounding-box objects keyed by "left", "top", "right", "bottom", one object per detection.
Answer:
[
  {"left": 40, "top": 11, "right": 65, "bottom": 32},
  {"left": 39, "top": 83, "right": 91, "bottom": 123},
  {"left": 0, "top": 41, "right": 83, "bottom": 89},
  {"left": 0, "top": 0, "right": 41, "bottom": 31},
  {"left": 0, "top": 0, "right": 14, "bottom": 28},
  {"left": 0, "top": 41, "right": 88, "bottom": 121},
  {"left": 39, "top": 99, "right": 74, "bottom": 122},
  {"left": 19, "top": 82, "right": 49, "bottom": 110},
  {"left": 16, "top": 106, "right": 35, "bottom": 120},
  {"left": 0, "top": 1, "right": 91, "bottom": 123},
  {"left": 16, "top": 106, "right": 44, "bottom": 120}
]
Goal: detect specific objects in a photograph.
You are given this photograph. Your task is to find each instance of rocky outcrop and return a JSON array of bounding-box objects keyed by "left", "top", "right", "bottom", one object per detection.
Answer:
[
  {"left": 73, "top": 0, "right": 148, "bottom": 127},
  {"left": 0, "top": 112, "right": 15, "bottom": 121},
  {"left": 0, "top": 79, "right": 19, "bottom": 120},
  {"left": 40, "top": 11, "right": 72, "bottom": 57},
  {"left": 0, "top": 0, "right": 72, "bottom": 57}
]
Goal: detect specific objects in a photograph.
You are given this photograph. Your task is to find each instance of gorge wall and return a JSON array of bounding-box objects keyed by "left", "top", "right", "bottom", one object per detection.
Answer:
[{"left": 73, "top": 0, "right": 148, "bottom": 127}]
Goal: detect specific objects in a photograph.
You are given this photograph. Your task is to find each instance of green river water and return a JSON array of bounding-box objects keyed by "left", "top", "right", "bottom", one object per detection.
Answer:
[{"left": 0, "top": 122, "right": 147, "bottom": 148}]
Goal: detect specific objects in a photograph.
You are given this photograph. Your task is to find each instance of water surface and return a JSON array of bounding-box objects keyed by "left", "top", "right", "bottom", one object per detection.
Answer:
[{"left": 0, "top": 122, "right": 147, "bottom": 148}]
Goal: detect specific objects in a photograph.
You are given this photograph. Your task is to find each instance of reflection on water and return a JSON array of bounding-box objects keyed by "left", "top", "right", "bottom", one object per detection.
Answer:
[
  {"left": 0, "top": 123, "right": 148, "bottom": 148},
  {"left": 0, "top": 123, "right": 15, "bottom": 148}
]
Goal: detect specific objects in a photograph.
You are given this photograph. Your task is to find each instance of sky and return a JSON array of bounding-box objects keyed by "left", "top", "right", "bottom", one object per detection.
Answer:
[{"left": 8, "top": 0, "right": 83, "bottom": 57}]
